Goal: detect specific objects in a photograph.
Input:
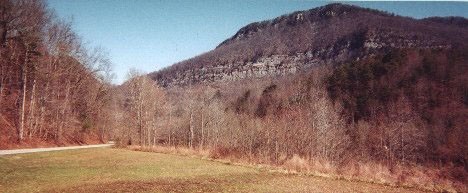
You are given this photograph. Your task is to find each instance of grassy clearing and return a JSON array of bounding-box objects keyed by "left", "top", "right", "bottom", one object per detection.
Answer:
[{"left": 0, "top": 148, "right": 426, "bottom": 193}]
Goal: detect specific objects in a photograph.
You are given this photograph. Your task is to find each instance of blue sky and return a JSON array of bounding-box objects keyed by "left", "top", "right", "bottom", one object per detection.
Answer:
[{"left": 47, "top": 0, "right": 468, "bottom": 84}]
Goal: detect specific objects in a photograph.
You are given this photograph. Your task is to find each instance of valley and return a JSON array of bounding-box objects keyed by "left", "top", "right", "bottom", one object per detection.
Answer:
[{"left": 0, "top": 1, "right": 467, "bottom": 192}]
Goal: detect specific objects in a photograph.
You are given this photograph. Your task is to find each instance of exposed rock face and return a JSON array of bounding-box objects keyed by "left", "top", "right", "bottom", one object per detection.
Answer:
[
  {"left": 161, "top": 54, "right": 305, "bottom": 86},
  {"left": 149, "top": 3, "right": 468, "bottom": 87}
]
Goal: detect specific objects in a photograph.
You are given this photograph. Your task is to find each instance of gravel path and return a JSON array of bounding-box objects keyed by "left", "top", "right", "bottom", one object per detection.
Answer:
[{"left": 0, "top": 144, "right": 114, "bottom": 156}]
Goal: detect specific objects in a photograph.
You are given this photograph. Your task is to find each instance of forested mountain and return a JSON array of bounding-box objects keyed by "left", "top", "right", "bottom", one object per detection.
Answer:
[
  {"left": 0, "top": 0, "right": 114, "bottom": 148},
  {"left": 1, "top": 1, "right": 466, "bottom": 192},
  {"left": 149, "top": 3, "right": 467, "bottom": 87},
  {"left": 125, "top": 3, "right": 468, "bottom": 192}
]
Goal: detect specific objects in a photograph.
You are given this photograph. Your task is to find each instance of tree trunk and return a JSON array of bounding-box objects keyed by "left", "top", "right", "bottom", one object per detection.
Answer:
[
  {"left": 189, "top": 107, "right": 194, "bottom": 149},
  {"left": 275, "top": 139, "right": 279, "bottom": 164},
  {"left": 249, "top": 122, "right": 254, "bottom": 161},
  {"left": 27, "top": 78, "right": 36, "bottom": 138},
  {"left": 153, "top": 128, "right": 156, "bottom": 147},
  {"left": 0, "top": 63, "right": 4, "bottom": 108},
  {"left": 58, "top": 81, "right": 71, "bottom": 142},
  {"left": 0, "top": 21, "right": 7, "bottom": 47},
  {"left": 200, "top": 111, "right": 204, "bottom": 149},
  {"left": 18, "top": 49, "right": 29, "bottom": 142},
  {"left": 168, "top": 110, "right": 172, "bottom": 146},
  {"left": 138, "top": 100, "right": 143, "bottom": 146},
  {"left": 38, "top": 81, "right": 49, "bottom": 139},
  {"left": 146, "top": 110, "right": 150, "bottom": 146}
]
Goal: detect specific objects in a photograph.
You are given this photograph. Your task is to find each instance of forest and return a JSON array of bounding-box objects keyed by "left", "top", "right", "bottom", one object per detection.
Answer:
[
  {"left": 1, "top": 1, "right": 466, "bottom": 192},
  {"left": 114, "top": 48, "right": 467, "bottom": 191},
  {"left": 0, "top": 0, "right": 114, "bottom": 148}
]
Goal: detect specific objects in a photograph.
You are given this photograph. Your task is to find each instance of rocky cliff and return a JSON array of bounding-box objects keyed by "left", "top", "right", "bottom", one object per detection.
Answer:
[{"left": 149, "top": 3, "right": 468, "bottom": 87}]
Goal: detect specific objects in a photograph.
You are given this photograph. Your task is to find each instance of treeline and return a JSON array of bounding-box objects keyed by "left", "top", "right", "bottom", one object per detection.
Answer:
[
  {"left": 115, "top": 48, "right": 467, "bottom": 190},
  {"left": 0, "top": 0, "right": 114, "bottom": 147}
]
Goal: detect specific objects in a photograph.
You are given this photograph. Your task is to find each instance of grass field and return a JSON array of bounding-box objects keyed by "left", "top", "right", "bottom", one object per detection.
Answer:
[{"left": 0, "top": 147, "right": 426, "bottom": 193}]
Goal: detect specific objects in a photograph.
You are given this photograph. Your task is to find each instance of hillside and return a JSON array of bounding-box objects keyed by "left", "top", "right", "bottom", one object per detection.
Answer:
[
  {"left": 0, "top": 0, "right": 114, "bottom": 148},
  {"left": 149, "top": 3, "right": 468, "bottom": 87},
  {"left": 122, "top": 4, "right": 468, "bottom": 192}
]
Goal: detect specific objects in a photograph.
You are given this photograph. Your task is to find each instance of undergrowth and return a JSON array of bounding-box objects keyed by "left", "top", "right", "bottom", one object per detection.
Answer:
[{"left": 127, "top": 145, "right": 466, "bottom": 193}]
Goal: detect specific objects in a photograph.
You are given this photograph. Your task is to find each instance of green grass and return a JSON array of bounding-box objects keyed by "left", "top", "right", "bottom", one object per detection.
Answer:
[{"left": 0, "top": 148, "right": 425, "bottom": 193}]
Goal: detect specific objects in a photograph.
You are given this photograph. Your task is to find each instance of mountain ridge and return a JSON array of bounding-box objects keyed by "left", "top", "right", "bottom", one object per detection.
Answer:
[{"left": 149, "top": 3, "right": 468, "bottom": 87}]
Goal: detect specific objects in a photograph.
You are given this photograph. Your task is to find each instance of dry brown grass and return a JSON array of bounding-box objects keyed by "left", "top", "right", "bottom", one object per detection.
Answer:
[
  {"left": 127, "top": 145, "right": 211, "bottom": 158},
  {"left": 2, "top": 147, "right": 428, "bottom": 193},
  {"left": 129, "top": 145, "right": 466, "bottom": 193},
  {"left": 283, "top": 154, "right": 310, "bottom": 172}
]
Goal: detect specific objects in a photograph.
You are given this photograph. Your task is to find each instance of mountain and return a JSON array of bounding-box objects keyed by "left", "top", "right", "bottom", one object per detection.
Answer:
[
  {"left": 134, "top": 4, "right": 468, "bottom": 190},
  {"left": 148, "top": 3, "right": 468, "bottom": 87}
]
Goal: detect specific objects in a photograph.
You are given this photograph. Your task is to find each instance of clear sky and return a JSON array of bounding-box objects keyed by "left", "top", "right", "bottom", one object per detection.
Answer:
[{"left": 46, "top": 0, "right": 468, "bottom": 84}]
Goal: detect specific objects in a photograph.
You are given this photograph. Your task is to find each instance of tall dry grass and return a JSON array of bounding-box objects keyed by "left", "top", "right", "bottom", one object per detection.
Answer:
[{"left": 126, "top": 145, "right": 466, "bottom": 193}]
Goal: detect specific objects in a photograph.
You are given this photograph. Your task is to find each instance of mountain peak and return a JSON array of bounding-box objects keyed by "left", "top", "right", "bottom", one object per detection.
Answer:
[
  {"left": 316, "top": 3, "right": 358, "bottom": 15},
  {"left": 150, "top": 3, "right": 467, "bottom": 87},
  {"left": 217, "top": 3, "right": 391, "bottom": 48}
]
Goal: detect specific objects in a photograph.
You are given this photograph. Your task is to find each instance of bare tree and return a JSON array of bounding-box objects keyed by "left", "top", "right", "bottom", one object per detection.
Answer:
[{"left": 122, "top": 69, "right": 165, "bottom": 146}]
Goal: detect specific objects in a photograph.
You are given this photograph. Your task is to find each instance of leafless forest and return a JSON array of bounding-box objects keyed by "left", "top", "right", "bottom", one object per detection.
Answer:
[
  {"left": 0, "top": 0, "right": 113, "bottom": 146},
  {"left": 1, "top": 1, "right": 466, "bottom": 192}
]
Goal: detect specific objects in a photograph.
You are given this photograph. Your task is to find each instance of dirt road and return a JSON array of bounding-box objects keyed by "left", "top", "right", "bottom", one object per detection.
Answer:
[{"left": 0, "top": 143, "right": 113, "bottom": 155}]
